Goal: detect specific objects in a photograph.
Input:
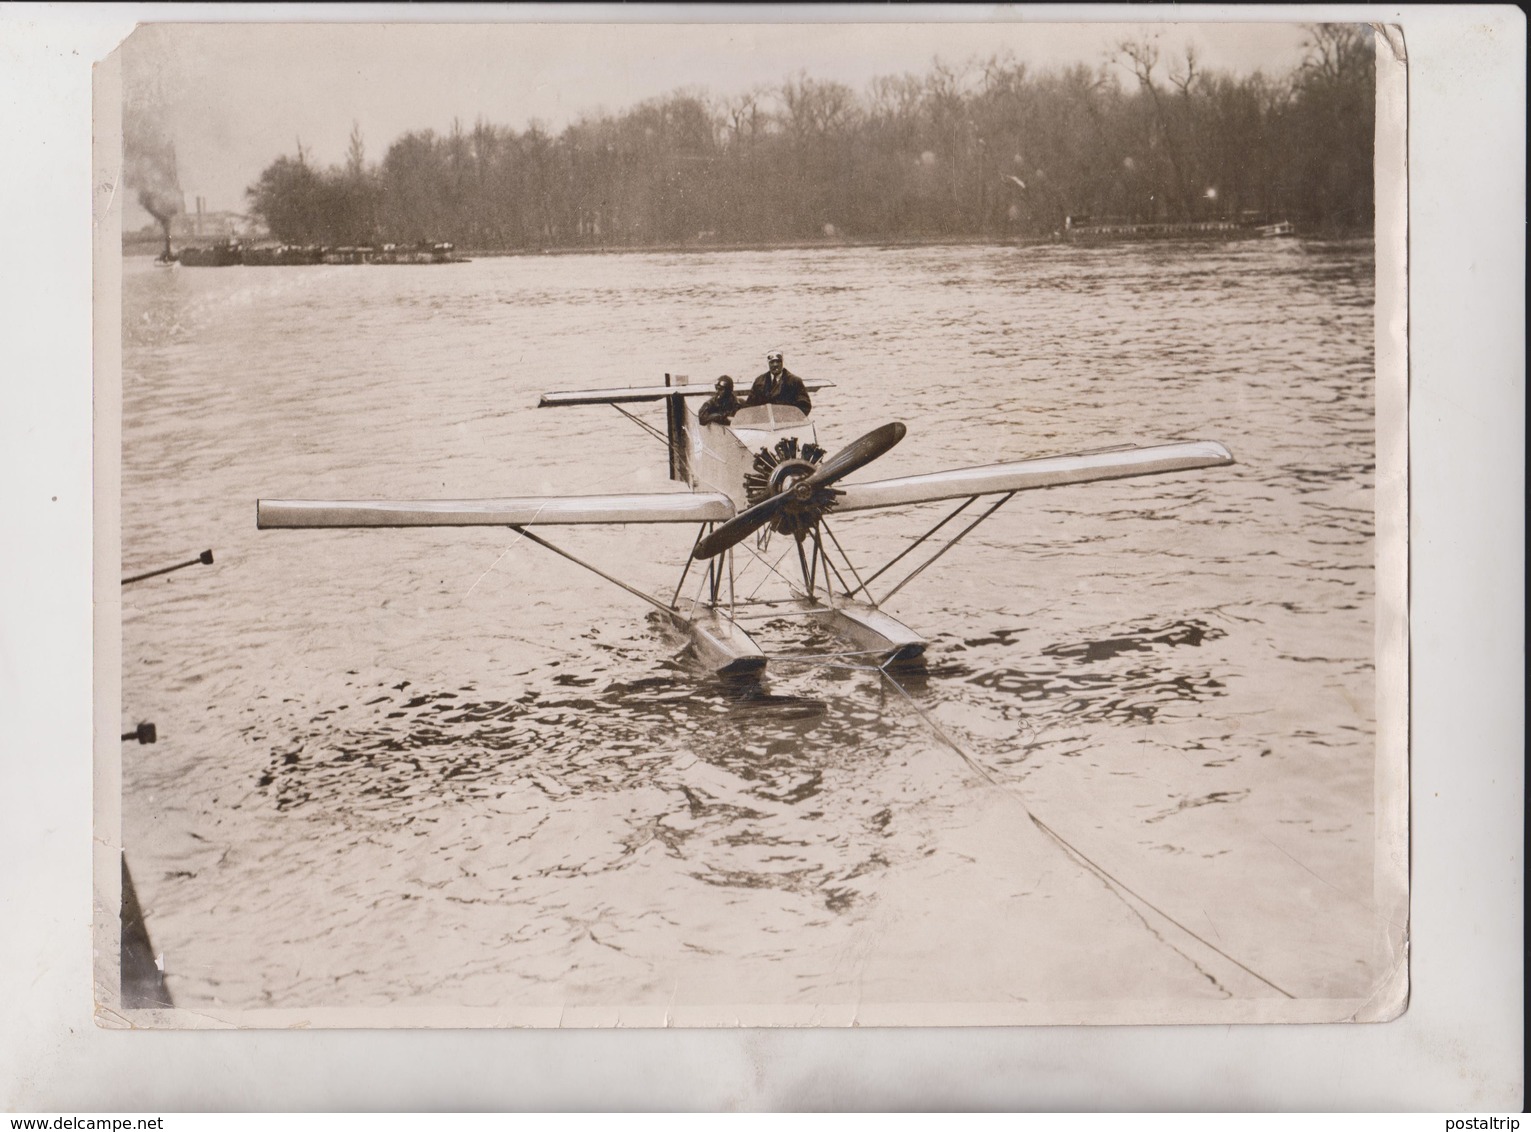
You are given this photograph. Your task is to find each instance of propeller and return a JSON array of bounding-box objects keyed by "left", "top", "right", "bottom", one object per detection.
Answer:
[{"left": 694, "top": 422, "right": 906, "bottom": 559}]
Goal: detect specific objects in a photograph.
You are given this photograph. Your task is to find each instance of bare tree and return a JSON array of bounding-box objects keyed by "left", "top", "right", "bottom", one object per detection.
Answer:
[
  {"left": 1116, "top": 38, "right": 1199, "bottom": 218},
  {"left": 242, "top": 47, "right": 1375, "bottom": 250},
  {"left": 1300, "top": 23, "right": 1373, "bottom": 88},
  {"left": 1169, "top": 46, "right": 1201, "bottom": 98},
  {"left": 346, "top": 121, "right": 366, "bottom": 177}
]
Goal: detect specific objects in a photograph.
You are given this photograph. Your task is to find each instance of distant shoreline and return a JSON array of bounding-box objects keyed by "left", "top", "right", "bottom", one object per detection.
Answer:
[
  {"left": 123, "top": 227, "right": 1372, "bottom": 260},
  {"left": 456, "top": 227, "right": 1372, "bottom": 258},
  {"left": 122, "top": 233, "right": 1044, "bottom": 258},
  {"left": 461, "top": 234, "right": 1053, "bottom": 258}
]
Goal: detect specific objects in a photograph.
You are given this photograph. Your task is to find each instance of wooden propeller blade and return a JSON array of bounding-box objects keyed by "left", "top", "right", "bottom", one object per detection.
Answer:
[
  {"left": 809, "top": 422, "right": 906, "bottom": 486},
  {"left": 692, "top": 492, "right": 793, "bottom": 560},
  {"left": 692, "top": 422, "right": 907, "bottom": 560}
]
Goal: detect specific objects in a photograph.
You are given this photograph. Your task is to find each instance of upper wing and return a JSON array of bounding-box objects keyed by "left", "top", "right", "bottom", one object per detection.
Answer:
[
  {"left": 833, "top": 441, "right": 1234, "bottom": 512},
  {"left": 257, "top": 492, "right": 736, "bottom": 529},
  {"left": 540, "top": 379, "right": 834, "bottom": 407}
]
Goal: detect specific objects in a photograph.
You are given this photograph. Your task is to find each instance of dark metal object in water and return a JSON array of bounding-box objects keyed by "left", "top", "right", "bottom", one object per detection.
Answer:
[
  {"left": 121, "top": 548, "right": 214, "bottom": 586},
  {"left": 121, "top": 721, "right": 157, "bottom": 744}
]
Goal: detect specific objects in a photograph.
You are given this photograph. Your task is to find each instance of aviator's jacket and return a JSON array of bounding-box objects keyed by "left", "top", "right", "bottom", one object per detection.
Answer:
[
  {"left": 744, "top": 368, "right": 812, "bottom": 416},
  {"left": 698, "top": 392, "right": 741, "bottom": 426}
]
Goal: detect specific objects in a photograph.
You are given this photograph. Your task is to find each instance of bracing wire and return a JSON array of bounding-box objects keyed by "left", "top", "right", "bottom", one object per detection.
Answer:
[
  {"left": 740, "top": 540, "right": 802, "bottom": 601},
  {"left": 612, "top": 403, "right": 670, "bottom": 445}
]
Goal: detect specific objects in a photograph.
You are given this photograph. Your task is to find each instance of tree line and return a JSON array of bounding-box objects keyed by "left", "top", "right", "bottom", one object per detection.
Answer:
[{"left": 245, "top": 25, "right": 1375, "bottom": 250}]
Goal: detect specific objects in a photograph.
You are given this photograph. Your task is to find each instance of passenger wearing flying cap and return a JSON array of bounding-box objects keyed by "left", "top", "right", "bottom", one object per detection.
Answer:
[
  {"left": 743, "top": 350, "right": 812, "bottom": 416},
  {"left": 698, "top": 374, "right": 742, "bottom": 426}
]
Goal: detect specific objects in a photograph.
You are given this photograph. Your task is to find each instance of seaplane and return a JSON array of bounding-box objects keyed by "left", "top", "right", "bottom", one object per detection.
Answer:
[{"left": 256, "top": 374, "right": 1233, "bottom": 678}]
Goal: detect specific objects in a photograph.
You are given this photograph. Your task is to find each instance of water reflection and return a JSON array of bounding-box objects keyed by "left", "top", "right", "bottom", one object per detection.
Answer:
[
  {"left": 248, "top": 610, "right": 1236, "bottom": 927},
  {"left": 925, "top": 619, "right": 1231, "bottom": 732}
]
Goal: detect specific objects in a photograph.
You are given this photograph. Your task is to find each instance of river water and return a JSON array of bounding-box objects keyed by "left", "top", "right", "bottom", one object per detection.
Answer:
[{"left": 117, "top": 238, "right": 1393, "bottom": 1024}]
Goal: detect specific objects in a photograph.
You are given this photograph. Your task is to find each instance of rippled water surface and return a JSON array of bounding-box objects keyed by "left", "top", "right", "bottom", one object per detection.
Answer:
[{"left": 119, "top": 240, "right": 1390, "bottom": 1021}]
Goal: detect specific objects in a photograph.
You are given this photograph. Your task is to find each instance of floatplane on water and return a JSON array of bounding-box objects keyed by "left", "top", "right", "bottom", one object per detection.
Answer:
[{"left": 257, "top": 375, "right": 1233, "bottom": 677}]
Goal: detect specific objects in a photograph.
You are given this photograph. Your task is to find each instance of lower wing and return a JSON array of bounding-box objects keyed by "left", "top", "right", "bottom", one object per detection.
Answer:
[
  {"left": 833, "top": 440, "right": 1233, "bottom": 512},
  {"left": 257, "top": 492, "right": 736, "bottom": 529}
]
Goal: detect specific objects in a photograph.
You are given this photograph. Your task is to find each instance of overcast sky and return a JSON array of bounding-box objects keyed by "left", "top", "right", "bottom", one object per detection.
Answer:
[{"left": 120, "top": 16, "right": 1320, "bottom": 225}]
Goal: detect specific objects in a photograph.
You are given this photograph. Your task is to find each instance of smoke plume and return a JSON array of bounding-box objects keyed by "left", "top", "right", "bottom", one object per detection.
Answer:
[{"left": 124, "top": 108, "right": 183, "bottom": 255}]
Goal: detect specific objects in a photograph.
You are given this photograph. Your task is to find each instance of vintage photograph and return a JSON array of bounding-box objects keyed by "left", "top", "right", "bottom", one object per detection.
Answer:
[{"left": 98, "top": 18, "right": 1406, "bottom": 1027}]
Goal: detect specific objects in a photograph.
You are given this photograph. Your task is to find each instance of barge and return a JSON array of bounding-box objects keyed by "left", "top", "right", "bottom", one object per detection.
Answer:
[
  {"left": 169, "top": 240, "right": 465, "bottom": 266},
  {"left": 1062, "top": 215, "right": 1297, "bottom": 242}
]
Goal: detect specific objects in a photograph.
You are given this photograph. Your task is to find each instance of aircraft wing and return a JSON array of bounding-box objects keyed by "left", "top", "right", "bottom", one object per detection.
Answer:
[
  {"left": 540, "top": 379, "right": 834, "bottom": 407},
  {"left": 257, "top": 492, "right": 737, "bottom": 529},
  {"left": 833, "top": 441, "right": 1234, "bottom": 512}
]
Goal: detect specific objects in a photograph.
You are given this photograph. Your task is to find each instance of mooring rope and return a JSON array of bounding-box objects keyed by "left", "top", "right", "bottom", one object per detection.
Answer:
[{"left": 871, "top": 661, "right": 1297, "bottom": 1000}]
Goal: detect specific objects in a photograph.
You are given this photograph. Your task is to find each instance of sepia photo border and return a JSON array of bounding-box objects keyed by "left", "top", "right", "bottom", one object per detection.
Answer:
[
  {"left": 0, "top": 0, "right": 1512, "bottom": 1109},
  {"left": 90, "top": 13, "right": 1409, "bottom": 1032}
]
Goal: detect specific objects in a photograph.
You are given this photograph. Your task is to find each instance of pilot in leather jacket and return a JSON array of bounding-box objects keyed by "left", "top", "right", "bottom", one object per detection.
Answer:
[{"left": 744, "top": 351, "right": 812, "bottom": 416}]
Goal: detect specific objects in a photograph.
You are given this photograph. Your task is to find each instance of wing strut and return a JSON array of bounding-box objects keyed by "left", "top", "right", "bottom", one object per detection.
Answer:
[
  {"left": 671, "top": 523, "right": 711, "bottom": 609},
  {"left": 818, "top": 521, "right": 869, "bottom": 600},
  {"left": 880, "top": 492, "right": 1017, "bottom": 603},
  {"left": 852, "top": 492, "right": 1020, "bottom": 606},
  {"left": 840, "top": 496, "right": 978, "bottom": 600},
  {"left": 509, "top": 525, "right": 675, "bottom": 615}
]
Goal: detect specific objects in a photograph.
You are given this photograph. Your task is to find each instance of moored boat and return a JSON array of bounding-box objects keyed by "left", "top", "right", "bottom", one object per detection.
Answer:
[
  {"left": 174, "top": 238, "right": 465, "bottom": 266},
  {"left": 176, "top": 240, "right": 244, "bottom": 267},
  {"left": 1063, "top": 214, "right": 1298, "bottom": 243},
  {"left": 241, "top": 244, "right": 326, "bottom": 266}
]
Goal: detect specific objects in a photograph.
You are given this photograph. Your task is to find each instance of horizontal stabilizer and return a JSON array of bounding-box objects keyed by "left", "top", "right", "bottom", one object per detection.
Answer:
[
  {"left": 258, "top": 492, "right": 737, "bottom": 529},
  {"left": 540, "top": 379, "right": 834, "bottom": 408},
  {"left": 834, "top": 441, "right": 1234, "bottom": 512}
]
